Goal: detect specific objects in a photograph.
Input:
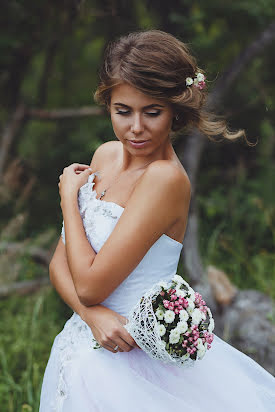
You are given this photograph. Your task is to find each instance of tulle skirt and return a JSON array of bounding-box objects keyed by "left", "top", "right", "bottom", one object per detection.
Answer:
[{"left": 39, "top": 313, "right": 275, "bottom": 412}]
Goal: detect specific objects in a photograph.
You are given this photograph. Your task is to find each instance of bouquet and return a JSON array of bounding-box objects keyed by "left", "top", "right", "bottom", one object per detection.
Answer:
[{"left": 124, "top": 274, "right": 215, "bottom": 368}]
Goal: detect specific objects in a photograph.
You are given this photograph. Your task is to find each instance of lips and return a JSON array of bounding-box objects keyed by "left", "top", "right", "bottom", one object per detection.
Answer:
[{"left": 128, "top": 139, "right": 150, "bottom": 148}]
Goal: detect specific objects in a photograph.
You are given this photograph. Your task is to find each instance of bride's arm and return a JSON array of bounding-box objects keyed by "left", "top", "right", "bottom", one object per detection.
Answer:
[
  {"left": 60, "top": 161, "right": 190, "bottom": 306},
  {"left": 49, "top": 236, "right": 139, "bottom": 353}
]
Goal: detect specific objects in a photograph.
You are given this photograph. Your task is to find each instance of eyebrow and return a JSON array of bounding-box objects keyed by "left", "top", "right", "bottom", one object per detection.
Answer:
[{"left": 113, "top": 103, "right": 165, "bottom": 109}]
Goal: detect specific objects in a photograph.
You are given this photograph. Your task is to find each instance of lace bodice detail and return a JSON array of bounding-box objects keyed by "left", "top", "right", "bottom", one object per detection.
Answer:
[{"left": 61, "top": 171, "right": 183, "bottom": 316}]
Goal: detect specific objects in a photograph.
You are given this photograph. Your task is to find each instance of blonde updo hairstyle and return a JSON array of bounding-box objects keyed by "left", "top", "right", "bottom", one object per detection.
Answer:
[{"left": 94, "top": 29, "right": 249, "bottom": 143}]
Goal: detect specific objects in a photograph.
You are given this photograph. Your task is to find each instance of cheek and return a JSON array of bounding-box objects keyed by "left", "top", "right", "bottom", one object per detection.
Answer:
[
  {"left": 152, "top": 116, "right": 173, "bottom": 134},
  {"left": 111, "top": 115, "right": 128, "bottom": 137}
]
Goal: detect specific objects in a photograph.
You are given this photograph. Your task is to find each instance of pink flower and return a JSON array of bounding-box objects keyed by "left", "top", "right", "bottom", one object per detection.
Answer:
[
  {"left": 174, "top": 301, "right": 180, "bottom": 306},
  {"left": 182, "top": 299, "right": 189, "bottom": 308},
  {"left": 171, "top": 294, "right": 177, "bottom": 301},
  {"left": 174, "top": 308, "right": 180, "bottom": 314},
  {"left": 160, "top": 291, "right": 165, "bottom": 296},
  {"left": 178, "top": 305, "right": 183, "bottom": 311},
  {"left": 198, "top": 81, "right": 206, "bottom": 90}
]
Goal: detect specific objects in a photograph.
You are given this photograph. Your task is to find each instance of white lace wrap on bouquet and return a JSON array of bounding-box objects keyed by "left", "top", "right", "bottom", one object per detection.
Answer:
[{"left": 124, "top": 282, "right": 195, "bottom": 369}]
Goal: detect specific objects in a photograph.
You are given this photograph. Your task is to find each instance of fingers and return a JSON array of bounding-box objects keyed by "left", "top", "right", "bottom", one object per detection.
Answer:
[
  {"left": 113, "top": 337, "right": 134, "bottom": 352},
  {"left": 64, "top": 163, "right": 91, "bottom": 172},
  {"left": 116, "top": 315, "right": 140, "bottom": 349},
  {"left": 103, "top": 342, "right": 123, "bottom": 354},
  {"left": 98, "top": 328, "right": 136, "bottom": 354},
  {"left": 120, "top": 326, "right": 139, "bottom": 349}
]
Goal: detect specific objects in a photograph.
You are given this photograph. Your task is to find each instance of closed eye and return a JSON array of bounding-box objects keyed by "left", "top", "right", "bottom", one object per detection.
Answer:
[{"left": 115, "top": 110, "right": 161, "bottom": 117}]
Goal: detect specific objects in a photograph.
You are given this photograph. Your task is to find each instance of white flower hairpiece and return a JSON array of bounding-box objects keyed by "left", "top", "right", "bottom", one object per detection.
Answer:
[{"left": 186, "top": 72, "right": 206, "bottom": 90}]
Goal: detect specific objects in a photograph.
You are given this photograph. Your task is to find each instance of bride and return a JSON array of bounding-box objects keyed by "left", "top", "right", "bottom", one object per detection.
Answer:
[{"left": 39, "top": 30, "right": 275, "bottom": 411}]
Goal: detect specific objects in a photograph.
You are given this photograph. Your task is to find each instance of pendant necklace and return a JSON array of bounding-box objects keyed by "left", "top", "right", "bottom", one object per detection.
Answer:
[{"left": 96, "top": 161, "right": 154, "bottom": 200}]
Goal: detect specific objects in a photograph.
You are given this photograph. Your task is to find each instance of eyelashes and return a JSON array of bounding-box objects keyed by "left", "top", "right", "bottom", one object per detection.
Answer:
[{"left": 115, "top": 110, "right": 161, "bottom": 117}]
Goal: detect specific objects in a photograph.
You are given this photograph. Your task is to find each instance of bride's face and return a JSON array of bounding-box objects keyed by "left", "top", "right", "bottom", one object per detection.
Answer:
[{"left": 109, "top": 83, "right": 174, "bottom": 153}]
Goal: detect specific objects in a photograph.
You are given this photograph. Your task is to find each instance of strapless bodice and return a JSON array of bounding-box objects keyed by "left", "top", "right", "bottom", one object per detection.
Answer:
[{"left": 61, "top": 172, "right": 183, "bottom": 316}]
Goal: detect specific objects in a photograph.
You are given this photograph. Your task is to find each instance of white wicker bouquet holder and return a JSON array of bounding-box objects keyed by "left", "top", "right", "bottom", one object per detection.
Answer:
[{"left": 124, "top": 276, "right": 214, "bottom": 369}]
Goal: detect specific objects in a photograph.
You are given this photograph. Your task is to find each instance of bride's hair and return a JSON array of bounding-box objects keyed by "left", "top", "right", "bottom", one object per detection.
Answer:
[{"left": 94, "top": 29, "right": 252, "bottom": 144}]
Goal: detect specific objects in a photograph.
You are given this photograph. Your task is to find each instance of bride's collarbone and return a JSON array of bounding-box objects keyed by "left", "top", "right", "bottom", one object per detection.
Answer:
[{"left": 93, "top": 181, "right": 184, "bottom": 246}]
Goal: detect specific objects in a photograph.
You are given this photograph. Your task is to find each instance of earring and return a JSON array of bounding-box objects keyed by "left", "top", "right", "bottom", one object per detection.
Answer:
[{"left": 175, "top": 115, "right": 179, "bottom": 121}]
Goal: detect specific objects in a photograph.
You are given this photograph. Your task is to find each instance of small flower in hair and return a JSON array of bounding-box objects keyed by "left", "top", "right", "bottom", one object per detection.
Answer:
[
  {"left": 185, "top": 77, "right": 193, "bottom": 86},
  {"left": 196, "top": 72, "right": 205, "bottom": 82},
  {"left": 186, "top": 71, "right": 206, "bottom": 90}
]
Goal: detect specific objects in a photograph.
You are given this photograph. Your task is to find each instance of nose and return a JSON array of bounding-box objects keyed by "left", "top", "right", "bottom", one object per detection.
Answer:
[{"left": 130, "top": 113, "right": 144, "bottom": 134}]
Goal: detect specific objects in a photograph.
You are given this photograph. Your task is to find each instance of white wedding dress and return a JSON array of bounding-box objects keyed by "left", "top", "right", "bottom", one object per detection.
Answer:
[{"left": 39, "top": 172, "right": 275, "bottom": 412}]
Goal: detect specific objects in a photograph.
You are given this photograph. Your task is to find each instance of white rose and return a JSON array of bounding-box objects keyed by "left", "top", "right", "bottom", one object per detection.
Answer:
[
  {"left": 191, "top": 308, "right": 202, "bottom": 325},
  {"left": 156, "top": 308, "right": 164, "bottom": 320},
  {"left": 164, "top": 310, "right": 175, "bottom": 324},
  {"left": 186, "top": 77, "right": 193, "bottom": 86},
  {"left": 188, "top": 288, "right": 196, "bottom": 301},
  {"left": 186, "top": 299, "right": 195, "bottom": 314},
  {"left": 196, "top": 72, "right": 205, "bottom": 82},
  {"left": 176, "top": 321, "right": 188, "bottom": 334},
  {"left": 158, "top": 280, "right": 168, "bottom": 289},
  {"left": 201, "top": 311, "right": 207, "bottom": 321},
  {"left": 169, "top": 328, "right": 180, "bottom": 344},
  {"left": 172, "top": 274, "right": 184, "bottom": 285},
  {"left": 179, "top": 309, "right": 189, "bottom": 322},
  {"left": 181, "top": 279, "right": 190, "bottom": 288},
  {"left": 176, "top": 288, "right": 187, "bottom": 298},
  {"left": 196, "top": 338, "right": 203, "bottom": 347},
  {"left": 197, "top": 345, "right": 206, "bottom": 359},
  {"left": 208, "top": 318, "right": 215, "bottom": 333},
  {"left": 157, "top": 323, "right": 166, "bottom": 337}
]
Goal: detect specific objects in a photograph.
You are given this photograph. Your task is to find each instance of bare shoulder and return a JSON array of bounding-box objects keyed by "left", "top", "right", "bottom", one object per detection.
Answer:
[
  {"left": 143, "top": 160, "right": 191, "bottom": 206},
  {"left": 89, "top": 140, "right": 121, "bottom": 170},
  {"left": 124, "top": 159, "right": 191, "bottom": 227}
]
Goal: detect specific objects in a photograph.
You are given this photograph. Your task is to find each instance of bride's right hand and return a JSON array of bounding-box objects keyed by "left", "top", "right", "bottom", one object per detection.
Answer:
[{"left": 80, "top": 304, "right": 140, "bottom": 353}]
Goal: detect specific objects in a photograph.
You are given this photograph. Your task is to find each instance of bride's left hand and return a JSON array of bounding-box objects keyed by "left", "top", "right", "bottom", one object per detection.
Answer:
[{"left": 58, "top": 163, "right": 93, "bottom": 204}]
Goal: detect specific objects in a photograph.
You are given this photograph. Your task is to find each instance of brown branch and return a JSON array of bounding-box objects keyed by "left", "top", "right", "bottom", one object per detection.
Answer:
[
  {"left": 0, "top": 242, "right": 52, "bottom": 267},
  {"left": 26, "top": 106, "right": 104, "bottom": 120},
  {"left": 0, "top": 277, "right": 50, "bottom": 298}
]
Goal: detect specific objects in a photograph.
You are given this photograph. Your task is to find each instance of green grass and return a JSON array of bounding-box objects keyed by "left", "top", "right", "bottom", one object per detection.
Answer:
[
  {"left": 0, "top": 287, "right": 70, "bottom": 412},
  {"left": 197, "top": 159, "right": 275, "bottom": 301}
]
